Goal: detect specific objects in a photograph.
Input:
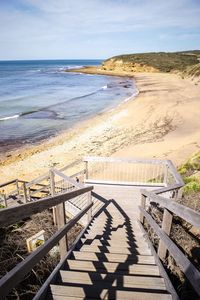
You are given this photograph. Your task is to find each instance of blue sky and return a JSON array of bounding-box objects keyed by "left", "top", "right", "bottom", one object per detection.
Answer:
[{"left": 0, "top": 0, "right": 200, "bottom": 60}]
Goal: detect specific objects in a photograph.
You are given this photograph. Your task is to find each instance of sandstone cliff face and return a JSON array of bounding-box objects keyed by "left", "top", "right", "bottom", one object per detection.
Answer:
[{"left": 101, "top": 58, "right": 158, "bottom": 73}]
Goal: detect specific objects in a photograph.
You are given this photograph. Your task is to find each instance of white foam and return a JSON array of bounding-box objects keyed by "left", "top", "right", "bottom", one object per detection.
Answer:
[
  {"left": 0, "top": 114, "right": 20, "bottom": 121},
  {"left": 123, "top": 88, "right": 139, "bottom": 103}
]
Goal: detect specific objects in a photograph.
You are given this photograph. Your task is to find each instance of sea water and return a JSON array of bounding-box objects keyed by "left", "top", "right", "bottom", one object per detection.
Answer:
[{"left": 0, "top": 59, "right": 137, "bottom": 152}]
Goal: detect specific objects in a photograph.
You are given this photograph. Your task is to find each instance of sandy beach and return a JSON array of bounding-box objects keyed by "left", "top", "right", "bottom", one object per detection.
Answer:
[{"left": 1, "top": 69, "right": 200, "bottom": 183}]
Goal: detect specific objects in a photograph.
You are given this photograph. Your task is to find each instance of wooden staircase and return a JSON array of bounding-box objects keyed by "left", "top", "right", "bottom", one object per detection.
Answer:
[{"left": 47, "top": 200, "right": 173, "bottom": 300}]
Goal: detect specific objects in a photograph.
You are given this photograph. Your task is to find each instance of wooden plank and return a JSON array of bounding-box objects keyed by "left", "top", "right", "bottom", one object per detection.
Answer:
[
  {"left": 140, "top": 194, "right": 146, "bottom": 223},
  {"left": 26, "top": 174, "right": 49, "bottom": 188},
  {"left": 139, "top": 207, "right": 200, "bottom": 296},
  {"left": 59, "top": 159, "right": 83, "bottom": 172},
  {"left": 72, "top": 251, "right": 156, "bottom": 264},
  {"left": 22, "top": 182, "right": 28, "bottom": 204},
  {"left": 0, "top": 202, "right": 93, "bottom": 299},
  {"left": 158, "top": 209, "right": 173, "bottom": 261},
  {"left": 47, "top": 295, "right": 86, "bottom": 300},
  {"left": 141, "top": 190, "right": 200, "bottom": 229},
  {"left": 150, "top": 184, "right": 182, "bottom": 195},
  {"left": 87, "top": 191, "right": 92, "bottom": 223},
  {"left": 166, "top": 160, "right": 184, "bottom": 185},
  {"left": 49, "top": 285, "right": 171, "bottom": 300},
  {"left": 53, "top": 169, "right": 84, "bottom": 189},
  {"left": 138, "top": 222, "right": 179, "bottom": 300},
  {"left": 50, "top": 169, "right": 68, "bottom": 257},
  {"left": 70, "top": 169, "right": 86, "bottom": 179},
  {"left": 0, "top": 186, "right": 93, "bottom": 227},
  {"left": 33, "top": 219, "right": 94, "bottom": 300},
  {"left": 56, "top": 202, "right": 68, "bottom": 259},
  {"left": 0, "top": 179, "right": 17, "bottom": 188},
  {"left": 59, "top": 270, "right": 165, "bottom": 288},
  {"left": 83, "top": 232, "right": 145, "bottom": 241},
  {"left": 29, "top": 185, "right": 50, "bottom": 196},
  {"left": 25, "top": 159, "right": 82, "bottom": 190},
  {"left": 79, "top": 245, "right": 151, "bottom": 255},
  {"left": 81, "top": 238, "right": 149, "bottom": 248},
  {"left": 65, "top": 259, "right": 158, "bottom": 275}
]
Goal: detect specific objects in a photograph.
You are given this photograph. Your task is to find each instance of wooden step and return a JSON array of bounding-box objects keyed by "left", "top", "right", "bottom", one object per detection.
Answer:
[
  {"left": 49, "top": 284, "right": 172, "bottom": 300},
  {"left": 86, "top": 223, "right": 141, "bottom": 230},
  {"left": 83, "top": 233, "right": 145, "bottom": 242},
  {"left": 87, "top": 229, "right": 141, "bottom": 236},
  {"left": 89, "top": 220, "right": 140, "bottom": 228},
  {"left": 79, "top": 245, "right": 151, "bottom": 255},
  {"left": 59, "top": 270, "right": 165, "bottom": 289},
  {"left": 72, "top": 251, "right": 156, "bottom": 264},
  {"left": 65, "top": 259, "right": 159, "bottom": 275},
  {"left": 81, "top": 238, "right": 148, "bottom": 248}
]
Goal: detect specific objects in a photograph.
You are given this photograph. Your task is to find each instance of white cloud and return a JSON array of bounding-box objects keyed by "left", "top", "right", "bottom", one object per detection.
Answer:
[{"left": 0, "top": 0, "right": 200, "bottom": 59}]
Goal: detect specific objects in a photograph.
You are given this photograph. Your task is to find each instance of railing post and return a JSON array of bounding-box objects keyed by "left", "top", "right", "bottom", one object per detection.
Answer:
[
  {"left": 85, "top": 161, "right": 88, "bottom": 180},
  {"left": 3, "top": 193, "right": 7, "bottom": 207},
  {"left": 158, "top": 208, "right": 173, "bottom": 261},
  {"left": 49, "top": 169, "right": 56, "bottom": 225},
  {"left": 140, "top": 194, "right": 147, "bottom": 224},
  {"left": 16, "top": 179, "right": 20, "bottom": 196},
  {"left": 164, "top": 164, "right": 168, "bottom": 186},
  {"left": 27, "top": 187, "right": 31, "bottom": 202},
  {"left": 22, "top": 182, "right": 28, "bottom": 203},
  {"left": 50, "top": 169, "right": 68, "bottom": 259},
  {"left": 87, "top": 192, "right": 92, "bottom": 223},
  {"left": 177, "top": 187, "right": 183, "bottom": 200},
  {"left": 56, "top": 202, "right": 68, "bottom": 259}
]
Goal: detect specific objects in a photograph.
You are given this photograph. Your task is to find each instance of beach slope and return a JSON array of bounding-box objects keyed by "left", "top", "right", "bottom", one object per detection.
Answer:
[{"left": 1, "top": 71, "right": 200, "bottom": 182}]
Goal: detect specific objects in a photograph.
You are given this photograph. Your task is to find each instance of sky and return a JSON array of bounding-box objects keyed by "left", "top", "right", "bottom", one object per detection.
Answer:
[{"left": 0, "top": 0, "right": 200, "bottom": 60}]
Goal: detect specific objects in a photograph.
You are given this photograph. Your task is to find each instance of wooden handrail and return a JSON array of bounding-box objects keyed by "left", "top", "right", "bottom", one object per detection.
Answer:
[
  {"left": 59, "top": 159, "right": 83, "bottom": 172},
  {"left": 141, "top": 190, "right": 200, "bottom": 229},
  {"left": 52, "top": 168, "right": 84, "bottom": 189},
  {"left": 0, "top": 186, "right": 93, "bottom": 227},
  {"left": 139, "top": 207, "right": 200, "bottom": 296},
  {"left": 166, "top": 160, "right": 185, "bottom": 185},
  {"left": 84, "top": 156, "right": 168, "bottom": 165},
  {"left": 0, "top": 179, "right": 17, "bottom": 188},
  {"left": 20, "top": 159, "right": 83, "bottom": 189},
  {"left": 0, "top": 201, "right": 93, "bottom": 299},
  {"left": 151, "top": 183, "right": 183, "bottom": 195}
]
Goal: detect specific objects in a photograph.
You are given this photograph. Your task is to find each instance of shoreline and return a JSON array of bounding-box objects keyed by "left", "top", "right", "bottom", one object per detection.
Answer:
[
  {"left": 1, "top": 69, "right": 200, "bottom": 183},
  {"left": 0, "top": 70, "right": 135, "bottom": 158}
]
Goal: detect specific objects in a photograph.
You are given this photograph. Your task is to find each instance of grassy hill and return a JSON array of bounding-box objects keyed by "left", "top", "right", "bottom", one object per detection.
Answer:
[{"left": 103, "top": 51, "right": 200, "bottom": 73}]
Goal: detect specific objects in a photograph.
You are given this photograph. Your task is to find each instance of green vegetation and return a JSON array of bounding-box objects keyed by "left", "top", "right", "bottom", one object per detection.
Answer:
[
  {"left": 178, "top": 151, "right": 200, "bottom": 194},
  {"left": 104, "top": 51, "right": 200, "bottom": 73},
  {"left": 0, "top": 204, "right": 5, "bottom": 209},
  {"left": 183, "top": 63, "right": 200, "bottom": 78}
]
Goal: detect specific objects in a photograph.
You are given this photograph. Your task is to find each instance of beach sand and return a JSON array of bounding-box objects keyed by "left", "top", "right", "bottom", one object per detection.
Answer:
[{"left": 1, "top": 70, "right": 200, "bottom": 183}]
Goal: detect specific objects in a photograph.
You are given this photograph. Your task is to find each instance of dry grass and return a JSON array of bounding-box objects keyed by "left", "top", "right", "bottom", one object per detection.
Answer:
[
  {"left": 0, "top": 209, "right": 82, "bottom": 299},
  {"left": 145, "top": 201, "right": 200, "bottom": 299},
  {"left": 144, "top": 150, "right": 200, "bottom": 299}
]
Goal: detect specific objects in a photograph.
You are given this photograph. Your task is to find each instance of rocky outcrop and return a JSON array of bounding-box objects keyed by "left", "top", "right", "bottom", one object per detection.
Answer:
[{"left": 101, "top": 58, "right": 159, "bottom": 73}]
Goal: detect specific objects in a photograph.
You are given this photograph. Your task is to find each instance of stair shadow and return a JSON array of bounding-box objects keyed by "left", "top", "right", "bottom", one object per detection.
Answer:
[{"left": 63, "top": 192, "right": 168, "bottom": 298}]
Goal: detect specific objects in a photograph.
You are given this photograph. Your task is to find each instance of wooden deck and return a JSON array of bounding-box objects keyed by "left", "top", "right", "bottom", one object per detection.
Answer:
[{"left": 47, "top": 184, "right": 173, "bottom": 300}]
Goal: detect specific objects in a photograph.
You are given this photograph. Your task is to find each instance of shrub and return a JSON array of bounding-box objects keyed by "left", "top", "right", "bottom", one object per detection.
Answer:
[{"left": 183, "top": 180, "right": 200, "bottom": 194}]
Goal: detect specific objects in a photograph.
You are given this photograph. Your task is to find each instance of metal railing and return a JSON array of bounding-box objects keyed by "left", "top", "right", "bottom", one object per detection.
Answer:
[{"left": 83, "top": 156, "right": 181, "bottom": 188}]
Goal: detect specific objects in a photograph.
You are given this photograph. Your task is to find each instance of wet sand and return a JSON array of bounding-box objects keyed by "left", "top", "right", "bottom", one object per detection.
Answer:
[{"left": 1, "top": 69, "right": 200, "bottom": 183}]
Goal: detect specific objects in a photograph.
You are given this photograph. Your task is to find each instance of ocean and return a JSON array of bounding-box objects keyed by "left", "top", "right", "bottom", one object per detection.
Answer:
[{"left": 0, "top": 59, "right": 137, "bottom": 153}]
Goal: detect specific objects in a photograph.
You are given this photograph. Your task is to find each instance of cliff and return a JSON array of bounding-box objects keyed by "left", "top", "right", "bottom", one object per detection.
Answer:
[{"left": 101, "top": 51, "right": 200, "bottom": 74}]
